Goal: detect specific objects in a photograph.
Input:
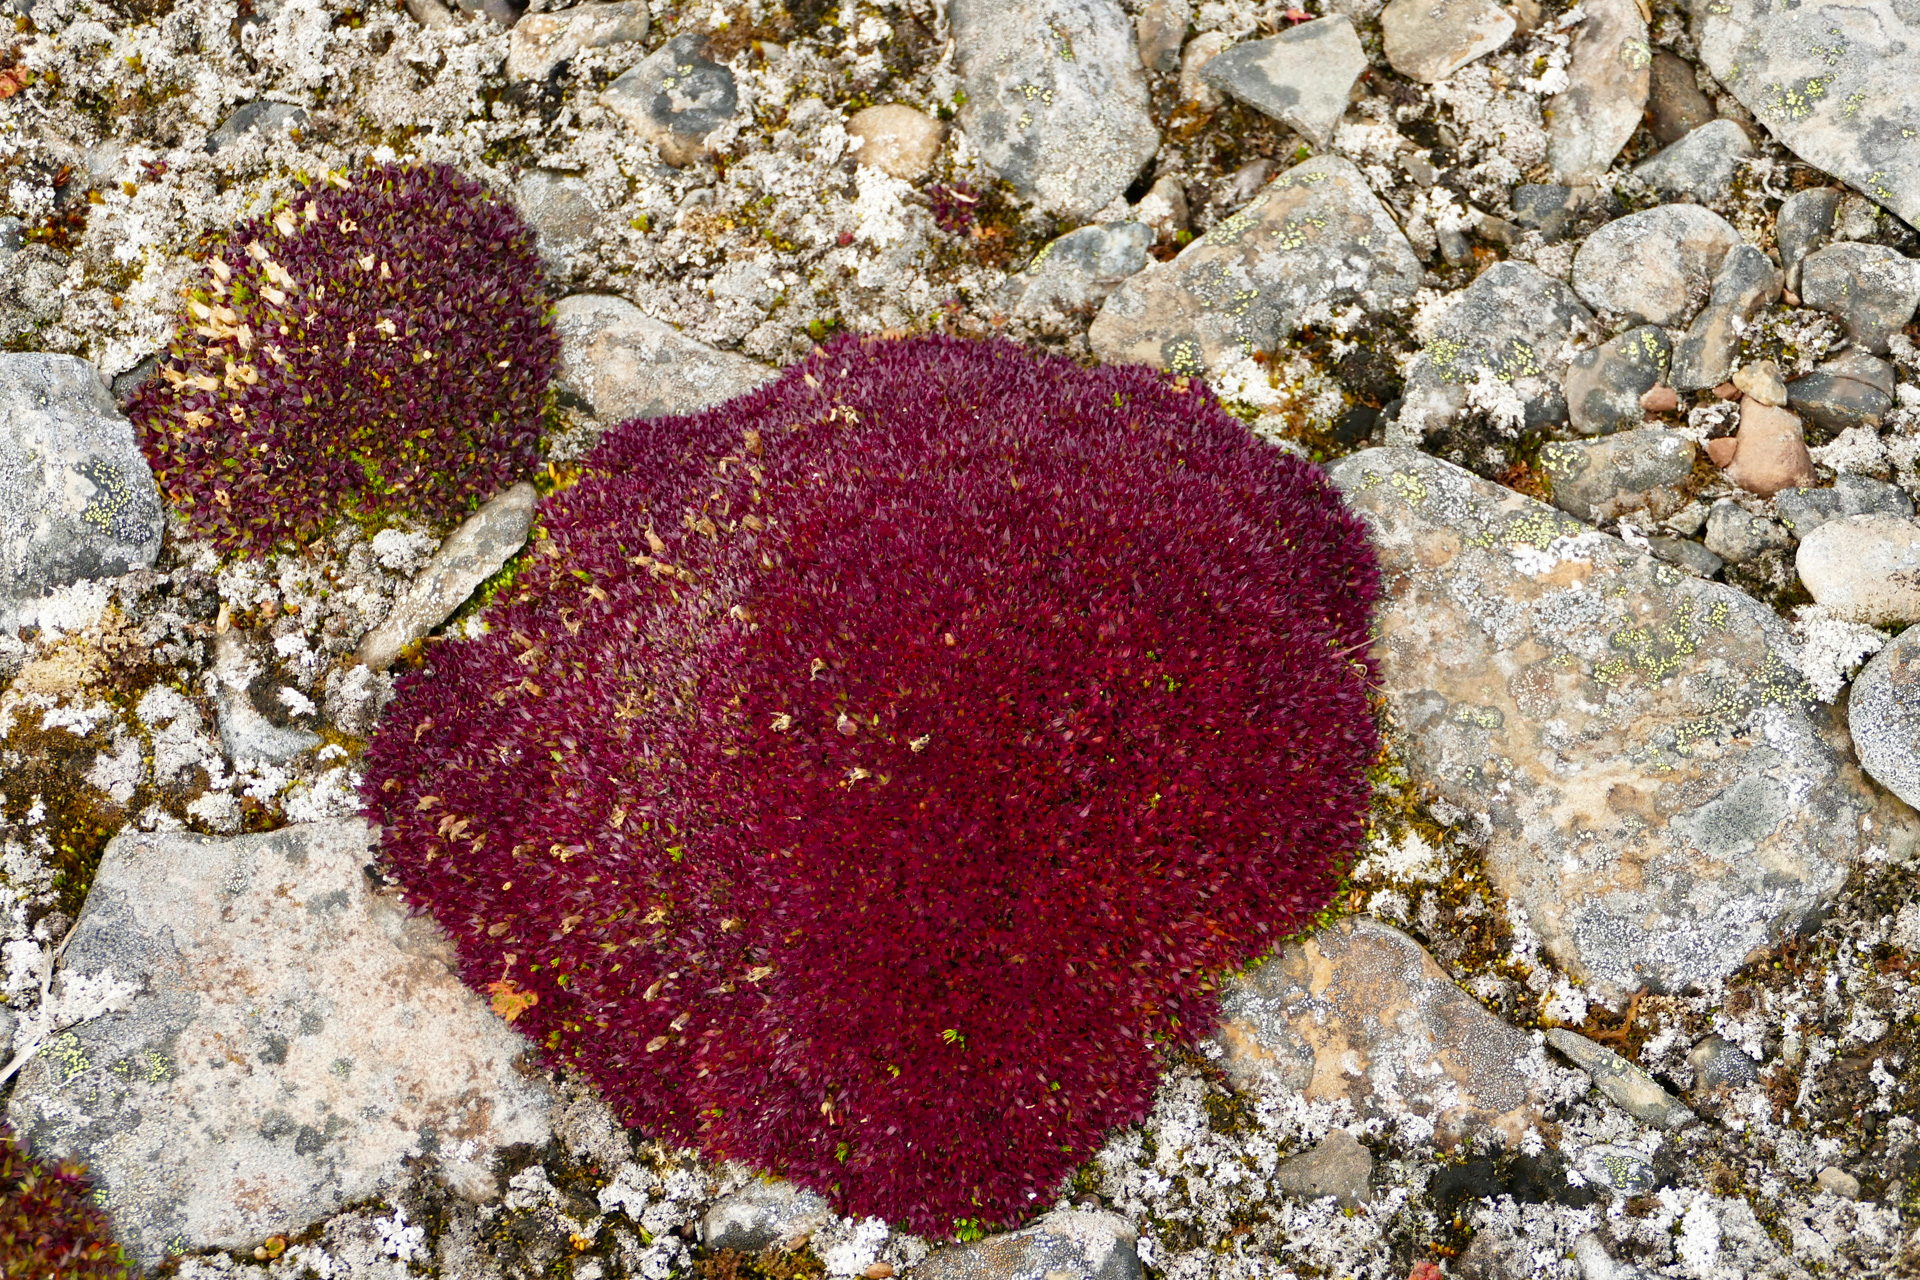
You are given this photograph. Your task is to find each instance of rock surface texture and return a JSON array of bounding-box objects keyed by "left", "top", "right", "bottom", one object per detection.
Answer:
[
  {"left": 1798, "top": 514, "right": 1920, "bottom": 624},
  {"left": 1570, "top": 205, "right": 1742, "bottom": 327},
  {"left": 907, "top": 1208, "right": 1143, "bottom": 1280},
  {"left": 1850, "top": 628, "right": 1920, "bottom": 809},
  {"left": 554, "top": 294, "right": 775, "bottom": 426},
  {"left": 1328, "top": 449, "right": 1870, "bottom": 998},
  {"left": 601, "top": 33, "right": 738, "bottom": 166},
  {"left": 1199, "top": 17, "right": 1368, "bottom": 146},
  {"left": 1546, "top": 0, "right": 1650, "bottom": 183},
  {"left": 6, "top": 822, "right": 554, "bottom": 1268},
  {"left": 1380, "top": 0, "right": 1515, "bottom": 83}
]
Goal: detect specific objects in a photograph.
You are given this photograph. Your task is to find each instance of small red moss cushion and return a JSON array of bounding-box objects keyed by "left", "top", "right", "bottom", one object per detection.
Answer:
[
  {"left": 363, "top": 335, "right": 1379, "bottom": 1232},
  {"left": 128, "top": 162, "right": 556, "bottom": 554},
  {"left": 0, "top": 1124, "right": 129, "bottom": 1279}
]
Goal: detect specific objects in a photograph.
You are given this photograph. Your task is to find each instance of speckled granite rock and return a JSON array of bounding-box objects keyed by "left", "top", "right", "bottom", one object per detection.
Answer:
[
  {"left": 1539, "top": 428, "right": 1695, "bottom": 525},
  {"left": 702, "top": 1179, "right": 834, "bottom": 1252},
  {"left": 602, "top": 33, "right": 738, "bottom": 166},
  {"left": 1850, "top": 628, "right": 1920, "bottom": 811},
  {"left": 0, "top": 354, "right": 164, "bottom": 630},
  {"left": 1380, "top": 0, "right": 1514, "bottom": 83},
  {"left": 908, "top": 1208, "right": 1142, "bottom": 1280},
  {"left": 554, "top": 294, "right": 775, "bottom": 425},
  {"left": 1571, "top": 205, "right": 1742, "bottom": 327},
  {"left": 1565, "top": 325, "right": 1669, "bottom": 436},
  {"left": 5, "top": 821, "right": 554, "bottom": 1269},
  {"left": 1545, "top": 0, "right": 1650, "bottom": 183},
  {"left": 950, "top": 0, "right": 1158, "bottom": 220},
  {"left": 1213, "top": 917, "right": 1549, "bottom": 1145},
  {"left": 1798, "top": 513, "right": 1920, "bottom": 625},
  {"left": 1199, "top": 17, "right": 1367, "bottom": 146},
  {"left": 1088, "top": 155, "right": 1422, "bottom": 375},
  {"left": 1327, "top": 448, "right": 1871, "bottom": 998},
  {"left": 1696, "top": 0, "right": 1920, "bottom": 227}
]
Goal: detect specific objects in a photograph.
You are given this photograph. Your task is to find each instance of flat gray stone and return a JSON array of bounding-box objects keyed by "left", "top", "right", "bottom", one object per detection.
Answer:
[
  {"left": 1776, "top": 472, "right": 1913, "bottom": 538},
  {"left": 1511, "top": 182, "right": 1580, "bottom": 242},
  {"left": 1272, "top": 1129, "right": 1372, "bottom": 1208},
  {"left": 1648, "top": 535, "right": 1724, "bottom": 579},
  {"left": 1788, "top": 350, "right": 1897, "bottom": 434},
  {"left": 998, "top": 221, "right": 1152, "bottom": 319},
  {"left": 507, "top": 0, "right": 648, "bottom": 81},
  {"left": 357, "top": 482, "right": 538, "bottom": 673},
  {"left": 1703, "top": 497, "right": 1792, "bottom": 563},
  {"left": 702, "top": 1179, "right": 833, "bottom": 1252},
  {"left": 1798, "top": 513, "right": 1920, "bottom": 625},
  {"left": 1565, "top": 325, "right": 1670, "bottom": 437},
  {"left": 1398, "top": 261, "right": 1593, "bottom": 439},
  {"left": 1571, "top": 204, "right": 1743, "bottom": 326},
  {"left": 1778, "top": 188, "right": 1842, "bottom": 289},
  {"left": 602, "top": 34, "right": 738, "bottom": 166},
  {"left": 1546, "top": 0, "right": 1651, "bottom": 183},
  {"left": 204, "top": 101, "right": 308, "bottom": 153},
  {"left": 1539, "top": 428, "right": 1695, "bottom": 525},
  {"left": 0, "top": 354, "right": 163, "bottom": 629},
  {"left": 951, "top": 0, "right": 1158, "bottom": 220},
  {"left": 1687, "top": 1034, "right": 1759, "bottom": 1109},
  {"left": 1199, "top": 17, "right": 1367, "bottom": 146},
  {"left": 1669, "top": 244, "right": 1781, "bottom": 391},
  {"left": 1088, "top": 155, "right": 1422, "bottom": 376},
  {"left": 6, "top": 822, "right": 553, "bottom": 1268},
  {"left": 1328, "top": 448, "right": 1872, "bottom": 998},
  {"left": 1215, "top": 918, "right": 1547, "bottom": 1145},
  {"left": 1546, "top": 1029, "right": 1695, "bottom": 1128},
  {"left": 1380, "top": 0, "right": 1514, "bottom": 83},
  {"left": 516, "top": 170, "right": 602, "bottom": 269},
  {"left": 1798, "top": 242, "right": 1920, "bottom": 354},
  {"left": 907, "top": 1208, "right": 1141, "bottom": 1280},
  {"left": 1696, "top": 0, "right": 1920, "bottom": 228},
  {"left": 554, "top": 294, "right": 775, "bottom": 425},
  {"left": 1632, "top": 118, "right": 1753, "bottom": 201}
]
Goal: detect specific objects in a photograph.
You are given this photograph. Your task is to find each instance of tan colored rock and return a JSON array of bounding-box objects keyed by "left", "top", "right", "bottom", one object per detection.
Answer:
[
  {"left": 1380, "top": 0, "right": 1515, "bottom": 83},
  {"left": 1214, "top": 917, "right": 1549, "bottom": 1145},
  {"left": 554, "top": 294, "right": 775, "bottom": 427},
  {"left": 1705, "top": 435, "right": 1738, "bottom": 467},
  {"left": 1798, "top": 513, "right": 1920, "bottom": 625},
  {"left": 507, "top": 0, "right": 650, "bottom": 82},
  {"left": 1178, "top": 31, "right": 1228, "bottom": 109},
  {"left": 1545, "top": 0, "right": 1650, "bottom": 183},
  {"left": 845, "top": 104, "right": 946, "bottom": 180},
  {"left": 1723, "top": 398, "right": 1816, "bottom": 497},
  {"left": 1639, "top": 384, "right": 1679, "bottom": 413},
  {"left": 1732, "top": 359, "right": 1788, "bottom": 407}
]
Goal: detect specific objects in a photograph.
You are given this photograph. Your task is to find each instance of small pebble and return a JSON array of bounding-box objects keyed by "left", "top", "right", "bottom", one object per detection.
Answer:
[
  {"left": 1732, "top": 360, "right": 1788, "bottom": 407},
  {"left": 1639, "top": 384, "right": 1679, "bottom": 413},
  {"left": 1816, "top": 1166, "right": 1862, "bottom": 1200}
]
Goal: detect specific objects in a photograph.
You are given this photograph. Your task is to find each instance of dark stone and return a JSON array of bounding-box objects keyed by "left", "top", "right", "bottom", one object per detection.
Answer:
[
  {"left": 1775, "top": 473, "right": 1915, "bottom": 537},
  {"left": 1670, "top": 243, "right": 1780, "bottom": 390},
  {"left": 1511, "top": 182, "right": 1576, "bottom": 240},
  {"left": 1777, "top": 187, "right": 1840, "bottom": 288},
  {"left": 111, "top": 353, "right": 160, "bottom": 404},
  {"left": 1539, "top": 427, "right": 1694, "bottom": 525},
  {"left": 204, "top": 101, "right": 309, "bottom": 153},
  {"left": 1646, "top": 50, "right": 1715, "bottom": 146},
  {"left": 1565, "top": 324, "right": 1669, "bottom": 436},
  {"left": 1800, "top": 241, "right": 1920, "bottom": 353},
  {"left": 1787, "top": 354, "right": 1897, "bottom": 436},
  {"left": 1198, "top": 16, "right": 1368, "bottom": 146},
  {"left": 602, "top": 35, "right": 740, "bottom": 166},
  {"left": 1648, "top": 535, "right": 1724, "bottom": 579}
]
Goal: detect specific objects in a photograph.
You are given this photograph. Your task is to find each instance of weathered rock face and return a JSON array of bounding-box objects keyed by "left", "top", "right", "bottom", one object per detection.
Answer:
[
  {"left": 516, "top": 169, "right": 602, "bottom": 269},
  {"left": 1327, "top": 448, "right": 1872, "bottom": 999},
  {"left": 1570, "top": 205, "right": 1742, "bottom": 327},
  {"left": 507, "top": 0, "right": 649, "bottom": 82},
  {"left": 1088, "top": 156, "right": 1422, "bottom": 375},
  {"left": 950, "top": 0, "right": 1158, "bottom": 220},
  {"left": 1632, "top": 118, "right": 1754, "bottom": 202},
  {"left": 1379, "top": 0, "right": 1515, "bottom": 83},
  {"left": 602, "top": 34, "right": 739, "bottom": 166},
  {"left": 845, "top": 104, "right": 947, "bottom": 180},
  {"left": 1695, "top": 0, "right": 1920, "bottom": 228},
  {"left": 702, "top": 1179, "right": 834, "bottom": 1252},
  {"left": 1539, "top": 428, "right": 1695, "bottom": 526},
  {"left": 1798, "top": 242, "right": 1920, "bottom": 354},
  {"left": 1798, "top": 513, "right": 1920, "bottom": 625},
  {"left": 1199, "top": 17, "right": 1368, "bottom": 146},
  {"left": 1545, "top": 0, "right": 1650, "bottom": 183},
  {"left": 1214, "top": 918, "right": 1547, "bottom": 1146},
  {"left": 1669, "top": 244, "right": 1781, "bottom": 392},
  {"left": 908, "top": 1208, "right": 1142, "bottom": 1280},
  {"left": 998, "top": 221, "right": 1152, "bottom": 319},
  {"left": 0, "top": 354, "right": 164, "bottom": 629},
  {"left": 6, "top": 822, "right": 554, "bottom": 1268},
  {"left": 553, "top": 294, "right": 775, "bottom": 426},
  {"left": 1849, "top": 629, "right": 1920, "bottom": 809},
  {"left": 1565, "top": 325, "right": 1669, "bottom": 436}
]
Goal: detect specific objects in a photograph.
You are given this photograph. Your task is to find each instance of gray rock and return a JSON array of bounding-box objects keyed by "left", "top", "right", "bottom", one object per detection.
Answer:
[
  {"left": 1214, "top": 917, "right": 1547, "bottom": 1145},
  {"left": 1703, "top": 497, "right": 1792, "bottom": 563},
  {"left": 453, "top": 0, "right": 524, "bottom": 26},
  {"left": 0, "top": 1004, "right": 15, "bottom": 1067},
  {"left": 1798, "top": 242, "right": 1920, "bottom": 354},
  {"left": 1776, "top": 472, "right": 1914, "bottom": 538},
  {"left": 1648, "top": 535, "right": 1724, "bottom": 579},
  {"left": 210, "top": 629, "right": 322, "bottom": 764},
  {"left": 702, "top": 1179, "right": 834, "bottom": 1252},
  {"left": 999, "top": 221, "right": 1152, "bottom": 318},
  {"left": 1272, "top": 1129, "right": 1372, "bottom": 1208},
  {"left": 602, "top": 34, "right": 739, "bottom": 167},
  {"left": 1848, "top": 627, "right": 1920, "bottom": 806},
  {"left": 1696, "top": 0, "right": 1920, "bottom": 229},
  {"left": 1817, "top": 1166, "right": 1863, "bottom": 1199},
  {"left": 1539, "top": 428, "right": 1695, "bottom": 525},
  {"left": 1511, "top": 182, "right": 1578, "bottom": 241},
  {"left": 1574, "top": 1144, "right": 1661, "bottom": 1195},
  {"left": 0, "top": 243, "right": 65, "bottom": 344},
  {"left": 1798, "top": 513, "right": 1920, "bottom": 625},
  {"left": 1687, "top": 1034, "right": 1759, "bottom": 1108},
  {"left": 951, "top": 0, "right": 1159, "bottom": 220},
  {"left": 0, "top": 354, "right": 164, "bottom": 629},
  {"left": 1136, "top": 0, "right": 1190, "bottom": 73},
  {"left": 516, "top": 169, "right": 601, "bottom": 269},
  {"left": 356, "top": 482, "right": 538, "bottom": 672},
  {"left": 554, "top": 294, "right": 775, "bottom": 426},
  {"left": 1777, "top": 187, "right": 1841, "bottom": 290},
  {"left": 1089, "top": 156, "right": 1421, "bottom": 376},
  {"left": 1546, "top": 0, "right": 1650, "bottom": 183},
  {"left": 1668, "top": 244, "right": 1781, "bottom": 391},
  {"left": 1632, "top": 118, "right": 1753, "bottom": 202},
  {"left": 0, "top": 215, "right": 22, "bottom": 252},
  {"left": 5, "top": 822, "right": 553, "bottom": 1268},
  {"left": 907, "top": 1207, "right": 1141, "bottom": 1280},
  {"left": 1379, "top": 0, "right": 1515, "bottom": 83},
  {"left": 1329, "top": 448, "right": 1873, "bottom": 998},
  {"left": 1571, "top": 204, "right": 1742, "bottom": 326},
  {"left": 1565, "top": 325, "right": 1670, "bottom": 436},
  {"left": 507, "top": 0, "right": 648, "bottom": 81},
  {"left": 1788, "top": 350, "right": 1897, "bottom": 434},
  {"left": 1546, "top": 1029, "right": 1695, "bottom": 1128},
  {"left": 1397, "top": 262, "right": 1592, "bottom": 440},
  {"left": 109, "top": 353, "right": 160, "bottom": 403},
  {"left": 1199, "top": 17, "right": 1367, "bottom": 146},
  {"left": 1647, "top": 49, "right": 1715, "bottom": 146},
  {"left": 204, "top": 101, "right": 308, "bottom": 153},
  {"left": 1835, "top": 191, "right": 1885, "bottom": 241}
]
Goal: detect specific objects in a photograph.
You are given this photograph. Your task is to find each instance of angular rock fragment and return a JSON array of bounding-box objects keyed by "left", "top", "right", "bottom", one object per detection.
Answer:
[
  {"left": 1648, "top": 535, "right": 1723, "bottom": 579},
  {"left": 908, "top": 1207, "right": 1142, "bottom": 1280},
  {"left": 1776, "top": 472, "right": 1913, "bottom": 537},
  {"left": 1703, "top": 498, "right": 1791, "bottom": 563},
  {"left": 1213, "top": 917, "right": 1548, "bottom": 1144},
  {"left": 1178, "top": 31, "right": 1229, "bottom": 110},
  {"left": 1787, "top": 351, "right": 1896, "bottom": 435},
  {"left": 209, "top": 629, "right": 322, "bottom": 764},
  {"left": 1669, "top": 245, "right": 1781, "bottom": 391},
  {"left": 1687, "top": 1034, "right": 1759, "bottom": 1112},
  {"left": 998, "top": 222, "right": 1152, "bottom": 319},
  {"left": 1199, "top": 17, "right": 1367, "bottom": 146},
  {"left": 603, "top": 34, "right": 739, "bottom": 166},
  {"left": 1546, "top": 1029, "right": 1694, "bottom": 1129},
  {"left": 1272, "top": 1129, "right": 1372, "bottom": 1208},
  {"left": 1798, "top": 513, "right": 1920, "bottom": 625},
  {"left": 516, "top": 169, "right": 602, "bottom": 268},
  {"left": 1721, "top": 399, "right": 1815, "bottom": 497},
  {"left": 1397, "top": 262, "right": 1592, "bottom": 440},
  {"left": 1798, "top": 242, "right": 1920, "bottom": 353},
  {"left": 703, "top": 1179, "right": 834, "bottom": 1252},
  {"left": 951, "top": 0, "right": 1159, "bottom": 219},
  {"left": 1565, "top": 325, "right": 1669, "bottom": 436},
  {"left": 1697, "top": 0, "right": 1920, "bottom": 228},
  {"left": 507, "top": 0, "right": 649, "bottom": 82},
  {"left": 846, "top": 104, "right": 946, "bottom": 180},
  {"left": 1380, "top": 0, "right": 1514, "bottom": 83},
  {"left": 554, "top": 294, "right": 775, "bottom": 424},
  {"left": 0, "top": 354, "right": 164, "bottom": 630},
  {"left": 204, "top": 101, "right": 308, "bottom": 154},
  {"left": 6, "top": 822, "right": 554, "bottom": 1268},
  {"left": 1328, "top": 448, "right": 1874, "bottom": 997},
  {"left": 1776, "top": 187, "right": 1841, "bottom": 290},
  {"left": 1091, "top": 156, "right": 1420, "bottom": 375},
  {"left": 1136, "top": 0, "right": 1190, "bottom": 73},
  {"left": 1632, "top": 118, "right": 1753, "bottom": 202},
  {"left": 1539, "top": 428, "right": 1695, "bottom": 526},
  {"left": 1571, "top": 205, "right": 1742, "bottom": 327},
  {"left": 1545, "top": 0, "right": 1650, "bottom": 183},
  {"left": 357, "top": 482, "right": 538, "bottom": 673}
]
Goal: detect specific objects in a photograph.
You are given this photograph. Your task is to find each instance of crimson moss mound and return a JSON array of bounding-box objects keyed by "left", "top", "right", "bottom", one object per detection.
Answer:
[
  {"left": 0, "top": 1124, "right": 128, "bottom": 1279},
  {"left": 129, "top": 161, "right": 556, "bottom": 554},
  {"left": 363, "top": 335, "right": 1380, "bottom": 1231}
]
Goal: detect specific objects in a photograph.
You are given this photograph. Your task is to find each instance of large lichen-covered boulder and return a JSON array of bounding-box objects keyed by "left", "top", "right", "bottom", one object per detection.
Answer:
[{"left": 1327, "top": 448, "right": 1886, "bottom": 999}]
